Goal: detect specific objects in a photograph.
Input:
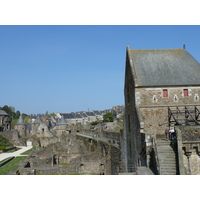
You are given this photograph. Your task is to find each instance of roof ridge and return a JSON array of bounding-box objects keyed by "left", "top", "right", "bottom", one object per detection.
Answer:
[{"left": 130, "top": 48, "right": 184, "bottom": 51}]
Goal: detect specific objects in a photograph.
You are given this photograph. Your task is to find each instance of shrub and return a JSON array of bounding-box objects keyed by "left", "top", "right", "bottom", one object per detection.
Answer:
[
  {"left": 103, "top": 112, "right": 114, "bottom": 122},
  {"left": 0, "top": 134, "right": 13, "bottom": 147},
  {"left": 0, "top": 146, "right": 5, "bottom": 150},
  {"left": 89, "top": 121, "right": 101, "bottom": 126}
]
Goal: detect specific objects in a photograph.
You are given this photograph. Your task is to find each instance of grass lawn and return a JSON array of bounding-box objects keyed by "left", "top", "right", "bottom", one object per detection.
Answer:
[
  {"left": 21, "top": 148, "right": 33, "bottom": 155},
  {"left": 5, "top": 147, "right": 21, "bottom": 153},
  {"left": 20, "top": 146, "right": 37, "bottom": 155},
  {"left": 0, "top": 156, "right": 27, "bottom": 175},
  {"left": 0, "top": 157, "right": 12, "bottom": 164}
]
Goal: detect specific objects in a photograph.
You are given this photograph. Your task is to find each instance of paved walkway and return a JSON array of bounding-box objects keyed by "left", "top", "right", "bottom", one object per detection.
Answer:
[
  {"left": 77, "top": 133, "right": 120, "bottom": 148},
  {"left": 0, "top": 145, "right": 33, "bottom": 162}
]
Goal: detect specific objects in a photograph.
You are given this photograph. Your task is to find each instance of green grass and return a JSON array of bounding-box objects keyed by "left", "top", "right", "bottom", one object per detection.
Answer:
[
  {"left": 20, "top": 148, "right": 33, "bottom": 155},
  {"left": 20, "top": 146, "right": 38, "bottom": 155},
  {"left": 59, "top": 163, "right": 70, "bottom": 166},
  {"left": 37, "top": 173, "right": 98, "bottom": 175},
  {"left": 5, "top": 147, "right": 21, "bottom": 153},
  {"left": 0, "top": 157, "right": 12, "bottom": 164},
  {"left": 0, "top": 156, "right": 27, "bottom": 175}
]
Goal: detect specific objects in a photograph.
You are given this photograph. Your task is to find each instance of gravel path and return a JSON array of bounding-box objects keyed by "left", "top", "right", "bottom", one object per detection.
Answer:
[{"left": 0, "top": 145, "right": 32, "bottom": 162}]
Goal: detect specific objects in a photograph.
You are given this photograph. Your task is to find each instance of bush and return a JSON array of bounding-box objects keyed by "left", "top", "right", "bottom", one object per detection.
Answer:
[
  {"left": 0, "top": 133, "right": 13, "bottom": 147},
  {"left": 89, "top": 121, "right": 101, "bottom": 126},
  {"left": 0, "top": 146, "right": 5, "bottom": 150},
  {"left": 103, "top": 112, "right": 114, "bottom": 122}
]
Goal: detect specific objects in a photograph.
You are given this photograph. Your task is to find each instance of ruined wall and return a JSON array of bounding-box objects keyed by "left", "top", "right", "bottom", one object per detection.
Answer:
[
  {"left": 177, "top": 127, "right": 200, "bottom": 175},
  {"left": 15, "top": 124, "right": 26, "bottom": 138},
  {"left": 2, "top": 130, "right": 27, "bottom": 146},
  {"left": 0, "top": 116, "right": 11, "bottom": 131},
  {"left": 135, "top": 86, "right": 200, "bottom": 135}
]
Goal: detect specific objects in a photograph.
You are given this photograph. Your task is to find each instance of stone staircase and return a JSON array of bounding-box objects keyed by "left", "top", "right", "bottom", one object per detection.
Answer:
[{"left": 156, "top": 139, "right": 177, "bottom": 175}]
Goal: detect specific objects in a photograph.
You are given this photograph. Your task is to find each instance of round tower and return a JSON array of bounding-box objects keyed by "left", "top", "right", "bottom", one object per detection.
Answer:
[
  {"left": 56, "top": 115, "right": 68, "bottom": 136},
  {"left": 15, "top": 114, "right": 26, "bottom": 137},
  {"left": 31, "top": 115, "right": 42, "bottom": 135}
]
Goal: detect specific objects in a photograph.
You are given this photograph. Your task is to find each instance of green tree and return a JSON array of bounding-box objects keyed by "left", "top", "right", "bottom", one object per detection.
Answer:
[
  {"left": 15, "top": 111, "right": 20, "bottom": 118},
  {"left": 50, "top": 113, "right": 56, "bottom": 116},
  {"left": 3, "top": 105, "right": 11, "bottom": 114},
  {"left": 9, "top": 106, "right": 15, "bottom": 113},
  {"left": 103, "top": 112, "right": 114, "bottom": 122},
  {"left": 89, "top": 121, "right": 101, "bottom": 125}
]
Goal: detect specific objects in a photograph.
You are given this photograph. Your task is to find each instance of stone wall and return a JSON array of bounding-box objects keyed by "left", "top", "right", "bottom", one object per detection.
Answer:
[
  {"left": 0, "top": 115, "right": 11, "bottom": 132},
  {"left": 177, "top": 127, "right": 200, "bottom": 175},
  {"left": 135, "top": 86, "right": 200, "bottom": 135},
  {"left": 102, "top": 131, "right": 121, "bottom": 141},
  {"left": 124, "top": 57, "right": 141, "bottom": 169},
  {"left": 2, "top": 130, "right": 27, "bottom": 146}
]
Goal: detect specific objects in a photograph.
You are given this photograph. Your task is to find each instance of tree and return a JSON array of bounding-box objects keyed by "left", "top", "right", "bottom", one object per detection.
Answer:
[
  {"left": 15, "top": 111, "right": 20, "bottom": 118},
  {"left": 89, "top": 121, "right": 102, "bottom": 125},
  {"left": 9, "top": 106, "right": 15, "bottom": 113},
  {"left": 50, "top": 113, "right": 56, "bottom": 116},
  {"left": 103, "top": 112, "right": 114, "bottom": 122},
  {"left": 3, "top": 105, "right": 10, "bottom": 114}
]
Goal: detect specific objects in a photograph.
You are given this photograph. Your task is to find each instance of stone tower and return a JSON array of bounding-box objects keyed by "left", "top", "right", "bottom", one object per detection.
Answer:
[
  {"left": 15, "top": 114, "right": 26, "bottom": 138},
  {"left": 56, "top": 115, "right": 68, "bottom": 136},
  {"left": 31, "top": 115, "right": 42, "bottom": 135},
  {"left": 0, "top": 110, "right": 12, "bottom": 132}
]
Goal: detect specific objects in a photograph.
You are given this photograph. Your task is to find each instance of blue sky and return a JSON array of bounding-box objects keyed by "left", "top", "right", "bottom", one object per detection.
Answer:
[{"left": 1, "top": 25, "right": 200, "bottom": 114}]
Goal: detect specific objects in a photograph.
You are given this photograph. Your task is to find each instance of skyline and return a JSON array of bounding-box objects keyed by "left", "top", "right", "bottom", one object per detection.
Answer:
[{"left": 1, "top": 25, "right": 200, "bottom": 114}]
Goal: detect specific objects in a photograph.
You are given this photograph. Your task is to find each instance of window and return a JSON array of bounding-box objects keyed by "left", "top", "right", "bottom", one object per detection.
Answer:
[
  {"left": 163, "top": 89, "right": 168, "bottom": 97},
  {"left": 184, "top": 89, "right": 188, "bottom": 96}
]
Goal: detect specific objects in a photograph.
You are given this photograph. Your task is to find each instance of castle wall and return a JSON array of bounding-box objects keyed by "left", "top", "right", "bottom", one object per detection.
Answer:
[
  {"left": 15, "top": 125, "right": 26, "bottom": 138},
  {"left": 0, "top": 116, "right": 11, "bottom": 132},
  {"left": 135, "top": 86, "right": 200, "bottom": 135},
  {"left": 124, "top": 56, "right": 141, "bottom": 169}
]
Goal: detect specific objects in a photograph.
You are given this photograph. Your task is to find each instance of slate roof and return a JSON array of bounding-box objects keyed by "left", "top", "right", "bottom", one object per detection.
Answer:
[
  {"left": 129, "top": 48, "right": 200, "bottom": 87},
  {"left": 62, "top": 113, "right": 75, "bottom": 119},
  {"left": 74, "top": 113, "right": 82, "bottom": 118},
  {"left": 32, "top": 115, "right": 42, "bottom": 124},
  {"left": 16, "top": 114, "right": 26, "bottom": 125},
  {"left": 86, "top": 112, "right": 95, "bottom": 116},
  {"left": 81, "top": 113, "right": 88, "bottom": 117},
  {"left": 0, "top": 110, "right": 8, "bottom": 116},
  {"left": 57, "top": 115, "right": 68, "bottom": 125}
]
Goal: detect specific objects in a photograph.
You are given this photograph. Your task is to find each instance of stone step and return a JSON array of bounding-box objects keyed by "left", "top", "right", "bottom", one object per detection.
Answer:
[
  {"left": 157, "top": 146, "right": 174, "bottom": 149},
  {"left": 158, "top": 154, "right": 175, "bottom": 158},
  {"left": 159, "top": 158, "right": 176, "bottom": 161},
  {"left": 159, "top": 161, "right": 176, "bottom": 164},
  {"left": 157, "top": 150, "right": 176, "bottom": 152},
  {"left": 158, "top": 156, "right": 175, "bottom": 158},
  {"left": 160, "top": 166, "right": 176, "bottom": 170},
  {"left": 160, "top": 169, "right": 176, "bottom": 174},
  {"left": 160, "top": 173, "right": 176, "bottom": 175},
  {"left": 118, "top": 173, "right": 136, "bottom": 175},
  {"left": 160, "top": 168, "right": 176, "bottom": 172},
  {"left": 157, "top": 149, "right": 175, "bottom": 152}
]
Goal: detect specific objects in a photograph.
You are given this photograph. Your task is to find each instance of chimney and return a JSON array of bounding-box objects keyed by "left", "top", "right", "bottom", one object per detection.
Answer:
[{"left": 183, "top": 44, "right": 186, "bottom": 49}]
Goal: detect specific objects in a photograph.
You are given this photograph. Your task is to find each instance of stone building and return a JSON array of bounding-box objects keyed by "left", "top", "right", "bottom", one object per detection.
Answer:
[
  {"left": 123, "top": 46, "right": 200, "bottom": 174},
  {"left": 31, "top": 115, "right": 42, "bottom": 135},
  {"left": 56, "top": 115, "right": 69, "bottom": 136},
  {"left": 15, "top": 114, "right": 26, "bottom": 138},
  {"left": 0, "top": 110, "right": 12, "bottom": 132}
]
